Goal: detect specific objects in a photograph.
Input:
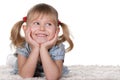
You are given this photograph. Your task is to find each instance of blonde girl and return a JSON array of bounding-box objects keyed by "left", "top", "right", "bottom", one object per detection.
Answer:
[{"left": 10, "top": 3, "right": 73, "bottom": 80}]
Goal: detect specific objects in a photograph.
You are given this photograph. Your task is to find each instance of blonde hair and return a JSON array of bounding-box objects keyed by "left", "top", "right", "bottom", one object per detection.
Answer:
[{"left": 10, "top": 3, "right": 74, "bottom": 52}]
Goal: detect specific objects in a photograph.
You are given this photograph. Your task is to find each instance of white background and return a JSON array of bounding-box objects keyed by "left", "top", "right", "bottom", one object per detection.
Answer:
[{"left": 0, "top": 0, "right": 120, "bottom": 66}]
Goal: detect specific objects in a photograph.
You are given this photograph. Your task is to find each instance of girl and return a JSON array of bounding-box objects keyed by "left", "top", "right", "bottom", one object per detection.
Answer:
[{"left": 10, "top": 3, "right": 73, "bottom": 80}]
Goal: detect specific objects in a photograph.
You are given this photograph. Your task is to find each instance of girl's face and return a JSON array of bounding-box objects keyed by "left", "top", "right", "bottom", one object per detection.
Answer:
[{"left": 28, "top": 15, "right": 57, "bottom": 44}]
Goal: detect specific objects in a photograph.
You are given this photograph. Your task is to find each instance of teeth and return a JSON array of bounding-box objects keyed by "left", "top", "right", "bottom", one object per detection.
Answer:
[{"left": 36, "top": 34, "right": 47, "bottom": 37}]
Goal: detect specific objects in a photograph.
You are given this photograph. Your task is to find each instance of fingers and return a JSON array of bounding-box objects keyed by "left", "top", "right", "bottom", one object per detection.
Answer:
[
  {"left": 48, "top": 29, "right": 59, "bottom": 46},
  {"left": 25, "top": 27, "right": 31, "bottom": 42},
  {"left": 53, "top": 28, "right": 60, "bottom": 42},
  {"left": 24, "top": 27, "right": 34, "bottom": 45},
  {"left": 40, "top": 29, "right": 59, "bottom": 49},
  {"left": 25, "top": 27, "right": 39, "bottom": 48}
]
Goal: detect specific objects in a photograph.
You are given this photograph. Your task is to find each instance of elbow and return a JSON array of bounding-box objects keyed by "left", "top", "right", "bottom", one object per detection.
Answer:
[
  {"left": 46, "top": 77, "right": 60, "bottom": 80},
  {"left": 46, "top": 73, "right": 61, "bottom": 80},
  {"left": 19, "top": 72, "right": 33, "bottom": 78},
  {"left": 19, "top": 74, "right": 33, "bottom": 78}
]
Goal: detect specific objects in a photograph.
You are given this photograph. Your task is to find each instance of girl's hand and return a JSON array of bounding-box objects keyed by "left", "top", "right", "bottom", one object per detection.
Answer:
[
  {"left": 23, "top": 26, "right": 39, "bottom": 49},
  {"left": 40, "top": 29, "right": 59, "bottom": 50}
]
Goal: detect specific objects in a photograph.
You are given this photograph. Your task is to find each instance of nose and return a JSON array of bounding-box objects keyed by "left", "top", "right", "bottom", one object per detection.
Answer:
[{"left": 39, "top": 25, "right": 45, "bottom": 31}]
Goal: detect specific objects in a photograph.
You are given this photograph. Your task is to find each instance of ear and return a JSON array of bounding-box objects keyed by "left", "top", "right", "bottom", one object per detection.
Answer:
[
  {"left": 22, "top": 25, "right": 27, "bottom": 33},
  {"left": 57, "top": 27, "right": 60, "bottom": 33}
]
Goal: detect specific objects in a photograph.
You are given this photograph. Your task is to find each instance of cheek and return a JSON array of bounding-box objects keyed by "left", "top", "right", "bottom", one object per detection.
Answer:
[
  {"left": 30, "top": 27, "right": 38, "bottom": 32},
  {"left": 30, "top": 27, "right": 38, "bottom": 38},
  {"left": 48, "top": 30, "right": 56, "bottom": 40}
]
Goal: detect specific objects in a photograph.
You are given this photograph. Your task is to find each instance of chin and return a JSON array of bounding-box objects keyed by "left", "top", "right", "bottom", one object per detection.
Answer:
[{"left": 37, "top": 40, "right": 48, "bottom": 44}]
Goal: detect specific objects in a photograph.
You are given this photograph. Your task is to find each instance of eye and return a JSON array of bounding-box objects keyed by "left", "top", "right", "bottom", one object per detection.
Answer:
[
  {"left": 33, "top": 22, "right": 40, "bottom": 25},
  {"left": 46, "top": 23, "right": 52, "bottom": 27}
]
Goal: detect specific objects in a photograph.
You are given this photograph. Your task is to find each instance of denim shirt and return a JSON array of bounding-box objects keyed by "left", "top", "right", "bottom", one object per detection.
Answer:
[{"left": 12, "top": 42, "right": 65, "bottom": 77}]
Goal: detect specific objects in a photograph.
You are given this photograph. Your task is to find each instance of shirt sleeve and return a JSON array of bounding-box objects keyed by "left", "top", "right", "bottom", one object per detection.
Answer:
[
  {"left": 11, "top": 43, "right": 30, "bottom": 74},
  {"left": 49, "top": 43, "right": 65, "bottom": 61},
  {"left": 15, "top": 43, "right": 30, "bottom": 58}
]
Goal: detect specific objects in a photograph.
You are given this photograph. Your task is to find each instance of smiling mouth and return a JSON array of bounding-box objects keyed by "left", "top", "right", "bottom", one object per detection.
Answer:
[{"left": 36, "top": 33, "right": 48, "bottom": 37}]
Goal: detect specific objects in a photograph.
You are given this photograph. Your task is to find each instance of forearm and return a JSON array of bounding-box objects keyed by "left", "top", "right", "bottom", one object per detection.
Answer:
[
  {"left": 19, "top": 49, "right": 39, "bottom": 78},
  {"left": 40, "top": 48, "right": 60, "bottom": 80}
]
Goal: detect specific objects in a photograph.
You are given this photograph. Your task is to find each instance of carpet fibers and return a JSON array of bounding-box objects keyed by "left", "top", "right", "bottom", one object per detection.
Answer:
[{"left": 0, "top": 65, "right": 120, "bottom": 80}]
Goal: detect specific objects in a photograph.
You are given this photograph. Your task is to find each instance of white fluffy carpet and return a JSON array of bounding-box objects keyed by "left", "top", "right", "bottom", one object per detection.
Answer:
[{"left": 1, "top": 65, "right": 120, "bottom": 80}]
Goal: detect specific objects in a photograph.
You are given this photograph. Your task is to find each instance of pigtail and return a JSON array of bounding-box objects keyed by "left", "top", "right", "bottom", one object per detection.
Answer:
[
  {"left": 10, "top": 21, "right": 25, "bottom": 48},
  {"left": 57, "top": 22, "right": 74, "bottom": 52}
]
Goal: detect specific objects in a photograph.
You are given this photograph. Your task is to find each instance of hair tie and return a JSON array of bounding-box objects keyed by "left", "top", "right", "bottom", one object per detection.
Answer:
[
  {"left": 58, "top": 20, "right": 61, "bottom": 26},
  {"left": 23, "top": 17, "right": 27, "bottom": 22}
]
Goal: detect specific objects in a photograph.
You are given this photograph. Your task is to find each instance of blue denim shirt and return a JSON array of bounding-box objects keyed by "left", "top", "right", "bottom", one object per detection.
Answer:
[{"left": 12, "top": 42, "right": 66, "bottom": 76}]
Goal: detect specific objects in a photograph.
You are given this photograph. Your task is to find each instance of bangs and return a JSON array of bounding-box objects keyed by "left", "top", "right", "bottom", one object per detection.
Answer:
[{"left": 28, "top": 12, "right": 57, "bottom": 24}]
